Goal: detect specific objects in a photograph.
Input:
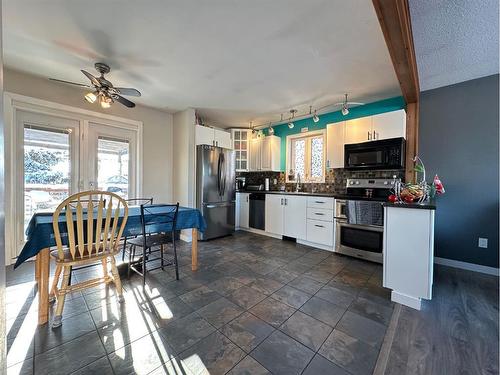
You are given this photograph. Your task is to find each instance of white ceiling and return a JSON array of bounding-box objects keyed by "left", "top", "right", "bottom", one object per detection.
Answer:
[
  {"left": 410, "top": 0, "right": 499, "bottom": 92},
  {"left": 3, "top": 0, "right": 401, "bottom": 127}
]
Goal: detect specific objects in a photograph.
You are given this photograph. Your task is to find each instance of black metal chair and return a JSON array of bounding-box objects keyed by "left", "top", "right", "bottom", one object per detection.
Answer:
[
  {"left": 121, "top": 198, "right": 154, "bottom": 261},
  {"left": 127, "top": 203, "right": 180, "bottom": 287}
]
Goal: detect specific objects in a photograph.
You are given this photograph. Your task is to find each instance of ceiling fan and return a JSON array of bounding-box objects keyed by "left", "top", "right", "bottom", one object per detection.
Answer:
[
  {"left": 49, "top": 62, "right": 141, "bottom": 108},
  {"left": 335, "top": 93, "right": 365, "bottom": 116}
]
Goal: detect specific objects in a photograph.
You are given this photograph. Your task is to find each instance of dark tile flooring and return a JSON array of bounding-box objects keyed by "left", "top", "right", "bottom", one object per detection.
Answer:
[{"left": 5, "top": 231, "right": 498, "bottom": 374}]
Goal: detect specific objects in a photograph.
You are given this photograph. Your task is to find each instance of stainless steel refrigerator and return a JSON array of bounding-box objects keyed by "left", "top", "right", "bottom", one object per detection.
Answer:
[{"left": 196, "top": 145, "right": 236, "bottom": 240}]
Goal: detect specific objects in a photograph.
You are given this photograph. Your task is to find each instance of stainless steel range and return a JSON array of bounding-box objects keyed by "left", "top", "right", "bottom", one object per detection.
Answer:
[{"left": 334, "top": 178, "right": 398, "bottom": 263}]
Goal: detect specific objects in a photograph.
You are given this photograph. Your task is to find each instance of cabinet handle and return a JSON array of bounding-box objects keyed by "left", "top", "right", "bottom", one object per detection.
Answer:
[
  {"left": 315, "top": 201, "right": 325, "bottom": 204},
  {"left": 373, "top": 131, "right": 376, "bottom": 140},
  {"left": 314, "top": 224, "right": 325, "bottom": 228},
  {"left": 285, "top": 198, "right": 288, "bottom": 205},
  {"left": 315, "top": 213, "right": 325, "bottom": 216},
  {"left": 368, "top": 131, "right": 371, "bottom": 140},
  {"left": 280, "top": 198, "right": 283, "bottom": 205},
  {"left": 246, "top": 196, "right": 249, "bottom": 202}
]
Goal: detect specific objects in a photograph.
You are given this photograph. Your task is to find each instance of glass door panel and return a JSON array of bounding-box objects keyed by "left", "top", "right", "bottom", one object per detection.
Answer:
[{"left": 97, "top": 137, "right": 130, "bottom": 198}]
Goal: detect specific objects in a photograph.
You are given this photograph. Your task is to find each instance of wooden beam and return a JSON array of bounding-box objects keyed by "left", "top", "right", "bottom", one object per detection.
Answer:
[
  {"left": 373, "top": 0, "right": 420, "bottom": 182},
  {"left": 405, "top": 102, "right": 419, "bottom": 182}
]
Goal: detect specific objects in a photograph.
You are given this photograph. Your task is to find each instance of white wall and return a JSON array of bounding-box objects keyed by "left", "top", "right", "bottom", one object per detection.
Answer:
[
  {"left": 4, "top": 68, "right": 174, "bottom": 202},
  {"left": 172, "top": 108, "right": 195, "bottom": 207}
]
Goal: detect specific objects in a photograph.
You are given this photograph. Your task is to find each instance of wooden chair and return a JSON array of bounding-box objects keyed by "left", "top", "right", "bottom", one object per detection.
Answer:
[{"left": 50, "top": 191, "right": 129, "bottom": 328}]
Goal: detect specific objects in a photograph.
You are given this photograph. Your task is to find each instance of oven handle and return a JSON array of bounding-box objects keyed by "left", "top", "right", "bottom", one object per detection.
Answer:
[{"left": 335, "top": 220, "right": 383, "bottom": 231}]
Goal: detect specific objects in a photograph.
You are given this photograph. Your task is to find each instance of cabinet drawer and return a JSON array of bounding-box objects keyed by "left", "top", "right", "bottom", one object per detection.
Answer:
[
  {"left": 307, "top": 208, "right": 334, "bottom": 222},
  {"left": 307, "top": 219, "right": 334, "bottom": 246},
  {"left": 307, "top": 197, "right": 334, "bottom": 210}
]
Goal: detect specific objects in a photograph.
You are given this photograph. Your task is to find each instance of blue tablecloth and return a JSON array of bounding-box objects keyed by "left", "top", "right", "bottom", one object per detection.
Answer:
[{"left": 14, "top": 206, "right": 206, "bottom": 269}]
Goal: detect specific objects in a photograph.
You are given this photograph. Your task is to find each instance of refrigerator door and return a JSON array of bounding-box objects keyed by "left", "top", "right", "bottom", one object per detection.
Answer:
[
  {"left": 200, "top": 201, "right": 236, "bottom": 240},
  {"left": 197, "top": 145, "right": 221, "bottom": 205},
  {"left": 219, "top": 148, "right": 236, "bottom": 203}
]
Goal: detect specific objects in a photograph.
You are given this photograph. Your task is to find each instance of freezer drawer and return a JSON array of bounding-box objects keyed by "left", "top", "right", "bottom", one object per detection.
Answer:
[{"left": 200, "top": 202, "right": 235, "bottom": 240}]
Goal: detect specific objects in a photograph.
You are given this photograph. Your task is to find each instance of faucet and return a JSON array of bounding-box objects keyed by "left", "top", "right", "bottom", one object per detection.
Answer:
[{"left": 296, "top": 173, "right": 301, "bottom": 192}]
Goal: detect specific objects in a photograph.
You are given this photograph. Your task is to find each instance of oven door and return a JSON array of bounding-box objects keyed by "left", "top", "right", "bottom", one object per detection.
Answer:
[{"left": 335, "top": 220, "right": 383, "bottom": 263}]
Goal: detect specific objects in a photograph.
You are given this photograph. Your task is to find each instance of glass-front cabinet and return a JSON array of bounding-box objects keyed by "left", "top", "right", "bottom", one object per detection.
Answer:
[{"left": 231, "top": 129, "right": 251, "bottom": 171}]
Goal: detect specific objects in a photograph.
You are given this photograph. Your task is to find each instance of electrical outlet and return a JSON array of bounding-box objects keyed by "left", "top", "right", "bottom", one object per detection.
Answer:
[{"left": 478, "top": 238, "right": 488, "bottom": 248}]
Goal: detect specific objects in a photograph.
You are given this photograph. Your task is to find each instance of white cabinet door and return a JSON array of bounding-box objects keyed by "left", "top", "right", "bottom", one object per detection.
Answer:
[
  {"left": 260, "top": 136, "right": 272, "bottom": 170},
  {"left": 372, "top": 110, "right": 406, "bottom": 140},
  {"left": 237, "top": 192, "right": 249, "bottom": 229},
  {"left": 283, "top": 195, "right": 307, "bottom": 240},
  {"left": 249, "top": 138, "right": 261, "bottom": 171},
  {"left": 344, "top": 116, "right": 372, "bottom": 144},
  {"left": 326, "top": 122, "right": 345, "bottom": 169},
  {"left": 265, "top": 194, "right": 284, "bottom": 235},
  {"left": 195, "top": 125, "right": 215, "bottom": 146},
  {"left": 215, "top": 129, "right": 232, "bottom": 149}
]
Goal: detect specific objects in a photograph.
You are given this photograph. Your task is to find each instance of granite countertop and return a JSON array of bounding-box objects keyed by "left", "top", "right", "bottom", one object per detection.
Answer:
[
  {"left": 236, "top": 190, "right": 338, "bottom": 197},
  {"left": 382, "top": 200, "right": 436, "bottom": 210}
]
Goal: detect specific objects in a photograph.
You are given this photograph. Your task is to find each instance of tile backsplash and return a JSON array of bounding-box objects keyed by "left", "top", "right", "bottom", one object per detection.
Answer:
[{"left": 236, "top": 169, "right": 405, "bottom": 193}]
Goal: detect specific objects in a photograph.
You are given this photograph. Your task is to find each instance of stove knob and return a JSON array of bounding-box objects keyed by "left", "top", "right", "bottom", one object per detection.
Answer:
[
  {"left": 350, "top": 181, "right": 354, "bottom": 185},
  {"left": 355, "top": 181, "right": 360, "bottom": 185},
  {"left": 384, "top": 181, "right": 388, "bottom": 185}
]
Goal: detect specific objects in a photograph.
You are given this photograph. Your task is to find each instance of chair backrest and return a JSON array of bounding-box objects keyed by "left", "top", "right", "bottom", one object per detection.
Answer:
[
  {"left": 139, "top": 203, "right": 180, "bottom": 242},
  {"left": 53, "top": 191, "right": 129, "bottom": 261},
  {"left": 126, "top": 197, "right": 153, "bottom": 206}
]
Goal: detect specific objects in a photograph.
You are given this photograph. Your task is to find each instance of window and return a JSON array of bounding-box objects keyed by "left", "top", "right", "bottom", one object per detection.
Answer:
[{"left": 287, "top": 131, "right": 326, "bottom": 183}]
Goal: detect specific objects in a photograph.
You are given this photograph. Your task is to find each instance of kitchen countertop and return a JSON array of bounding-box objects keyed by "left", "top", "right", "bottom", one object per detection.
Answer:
[
  {"left": 382, "top": 201, "right": 436, "bottom": 210},
  {"left": 236, "top": 190, "right": 392, "bottom": 201}
]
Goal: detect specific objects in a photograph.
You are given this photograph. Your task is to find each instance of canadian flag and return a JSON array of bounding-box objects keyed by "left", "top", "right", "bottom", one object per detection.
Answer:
[{"left": 433, "top": 174, "right": 445, "bottom": 194}]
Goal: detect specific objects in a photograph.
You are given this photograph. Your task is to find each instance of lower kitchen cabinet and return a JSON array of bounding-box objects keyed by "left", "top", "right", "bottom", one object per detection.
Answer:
[
  {"left": 265, "top": 194, "right": 307, "bottom": 239},
  {"left": 306, "top": 219, "right": 334, "bottom": 247},
  {"left": 265, "top": 194, "right": 284, "bottom": 235},
  {"left": 236, "top": 192, "right": 249, "bottom": 229}
]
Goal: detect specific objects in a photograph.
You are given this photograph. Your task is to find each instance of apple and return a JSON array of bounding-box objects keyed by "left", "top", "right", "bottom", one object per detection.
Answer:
[{"left": 388, "top": 194, "right": 398, "bottom": 203}]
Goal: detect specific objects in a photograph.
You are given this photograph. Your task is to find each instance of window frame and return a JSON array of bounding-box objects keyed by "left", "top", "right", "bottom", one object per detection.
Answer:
[{"left": 285, "top": 129, "right": 326, "bottom": 183}]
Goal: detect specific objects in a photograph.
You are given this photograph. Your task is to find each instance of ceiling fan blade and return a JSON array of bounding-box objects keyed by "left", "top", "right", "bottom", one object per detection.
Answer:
[
  {"left": 115, "top": 87, "right": 141, "bottom": 97},
  {"left": 113, "top": 94, "right": 135, "bottom": 108},
  {"left": 49, "top": 78, "right": 91, "bottom": 88},
  {"left": 81, "top": 70, "right": 101, "bottom": 87}
]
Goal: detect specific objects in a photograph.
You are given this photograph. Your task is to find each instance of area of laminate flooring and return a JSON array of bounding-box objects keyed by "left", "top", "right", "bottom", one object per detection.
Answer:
[{"left": 5, "top": 231, "right": 499, "bottom": 375}]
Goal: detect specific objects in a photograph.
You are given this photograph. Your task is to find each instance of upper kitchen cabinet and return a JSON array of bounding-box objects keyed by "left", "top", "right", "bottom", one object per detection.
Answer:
[
  {"left": 344, "top": 110, "right": 406, "bottom": 144},
  {"left": 344, "top": 116, "right": 373, "bottom": 144},
  {"left": 326, "top": 122, "right": 345, "bottom": 169},
  {"left": 249, "top": 135, "right": 281, "bottom": 171},
  {"left": 372, "top": 109, "right": 406, "bottom": 140},
  {"left": 232, "top": 129, "right": 251, "bottom": 171},
  {"left": 195, "top": 125, "right": 232, "bottom": 148}
]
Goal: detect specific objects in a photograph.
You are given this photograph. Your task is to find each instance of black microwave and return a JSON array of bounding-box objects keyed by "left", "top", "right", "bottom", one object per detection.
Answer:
[{"left": 344, "top": 137, "right": 405, "bottom": 170}]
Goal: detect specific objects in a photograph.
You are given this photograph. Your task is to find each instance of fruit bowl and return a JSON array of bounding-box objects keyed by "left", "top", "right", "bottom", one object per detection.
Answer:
[{"left": 393, "top": 181, "right": 429, "bottom": 203}]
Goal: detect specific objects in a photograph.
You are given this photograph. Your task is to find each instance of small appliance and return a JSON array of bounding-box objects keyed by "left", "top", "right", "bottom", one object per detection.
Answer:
[{"left": 344, "top": 137, "right": 405, "bottom": 170}]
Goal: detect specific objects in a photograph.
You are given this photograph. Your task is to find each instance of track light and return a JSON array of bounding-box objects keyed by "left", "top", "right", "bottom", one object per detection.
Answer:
[
  {"left": 288, "top": 109, "right": 297, "bottom": 129},
  {"left": 84, "top": 92, "right": 97, "bottom": 103},
  {"left": 313, "top": 110, "right": 319, "bottom": 123},
  {"left": 268, "top": 122, "right": 274, "bottom": 135},
  {"left": 341, "top": 105, "right": 349, "bottom": 116},
  {"left": 288, "top": 122, "right": 294, "bottom": 129}
]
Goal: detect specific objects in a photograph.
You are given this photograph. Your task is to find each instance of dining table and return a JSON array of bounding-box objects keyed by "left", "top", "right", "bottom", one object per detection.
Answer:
[{"left": 14, "top": 205, "right": 207, "bottom": 325}]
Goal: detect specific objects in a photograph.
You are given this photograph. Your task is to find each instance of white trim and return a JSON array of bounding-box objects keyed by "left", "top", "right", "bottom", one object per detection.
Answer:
[
  {"left": 285, "top": 129, "right": 327, "bottom": 183},
  {"left": 297, "top": 239, "right": 334, "bottom": 252},
  {"left": 434, "top": 257, "right": 499, "bottom": 276},
  {"left": 236, "top": 227, "right": 282, "bottom": 239},
  {"left": 4, "top": 92, "right": 144, "bottom": 265},
  {"left": 391, "top": 291, "right": 422, "bottom": 310}
]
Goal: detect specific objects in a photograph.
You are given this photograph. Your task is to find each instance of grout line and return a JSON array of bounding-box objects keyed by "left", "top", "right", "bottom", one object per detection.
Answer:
[{"left": 373, "top": 303, "right": 401, "bottom": 375}]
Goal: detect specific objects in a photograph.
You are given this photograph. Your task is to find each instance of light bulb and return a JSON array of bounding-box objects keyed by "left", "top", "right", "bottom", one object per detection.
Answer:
[
  {"left": 84, "top": 92, "right": 97, "bottom": 103},
  {"left": 100, "top": 95, "right": 112, "bottom": 108},
  {"left": 288, "top": 122, "right": 294, "bottom": 129},
  {"left": 313, "top": 113, "right": 319, "bottom": 123},
  {"left": 341, "top": 106, "right": 349, "bottom": 116},
  {"left": 268, "top": 127, "right": 274, "bottom": 135}
]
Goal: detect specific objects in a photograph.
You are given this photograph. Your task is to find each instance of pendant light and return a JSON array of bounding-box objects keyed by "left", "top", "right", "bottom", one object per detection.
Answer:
[{"left": 84, "top": 91, "right": 98, "bottom": 104}]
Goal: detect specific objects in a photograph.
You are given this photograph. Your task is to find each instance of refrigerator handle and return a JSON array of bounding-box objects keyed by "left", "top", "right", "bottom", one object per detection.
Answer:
[
  {"left": 217, "top": 152, "right": 222, "bottom": 196},
  {"left": 221, "top": 153, "right": 226, "bottom": 196}
]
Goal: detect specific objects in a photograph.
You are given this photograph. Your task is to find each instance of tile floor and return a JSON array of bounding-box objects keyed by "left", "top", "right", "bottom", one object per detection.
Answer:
[{"left": 6, "top": 231, "right": 395, "bottom": 374}]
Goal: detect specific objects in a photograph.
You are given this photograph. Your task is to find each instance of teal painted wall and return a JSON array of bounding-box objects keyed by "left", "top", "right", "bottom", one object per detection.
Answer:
[{"left": 262, "top": 96, "right": 405, "bottom": 171}]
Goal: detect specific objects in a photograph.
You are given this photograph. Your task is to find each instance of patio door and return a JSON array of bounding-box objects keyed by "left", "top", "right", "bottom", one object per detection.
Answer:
[
  {"left": 86, "top": 122, "right": 138, "bottom": 199},
  {"left": 18, "top": 111, "right": 80, "bottom": 241},
  {"left": 14, "top": 110, "right": 140, "bottom": 255}
]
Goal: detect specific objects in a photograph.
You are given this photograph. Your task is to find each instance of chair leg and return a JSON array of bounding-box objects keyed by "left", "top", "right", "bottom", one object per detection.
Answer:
[
  {"left": 50, "top": 264, "right": 62, "bottom": 303},
  {"left": 52, "top": 266, "right": 70, "bottom": 328},
  {"left": 122, "top": 237, "right": 128, "bottom": 261},
  {"left": 160, "top": 244, "right": 164, "bottom": 270},
  {"left": 142, "top": 246, "right": 147, "bottom": 288},
  {"left": 110, "top": 256, "right": 124, "bottom": 303},
  {"left": 172, "top": 232, "right": 179, "bottom": 281}
]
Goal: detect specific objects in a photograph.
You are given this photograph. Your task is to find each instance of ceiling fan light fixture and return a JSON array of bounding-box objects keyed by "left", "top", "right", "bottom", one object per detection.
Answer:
[
  {"left": 100, "top": 95, "right": 112, "bottom": 109},
  {"left": 84, "top": 91, "right": 97, "bottom": 104}
]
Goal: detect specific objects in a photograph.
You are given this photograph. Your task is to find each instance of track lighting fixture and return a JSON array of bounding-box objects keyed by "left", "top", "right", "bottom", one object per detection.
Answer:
[
  {"left": 268, "top": 122, "right": 274, "bottom": 135},
  {"left": 288, "top": 109, "right": 297, "bottom": 129},
  {"left": 341, "top": 105, "right": 349, "bottom": 116},
  {"left": 313, "top": 110, "right": 319, "bottom": 123}
]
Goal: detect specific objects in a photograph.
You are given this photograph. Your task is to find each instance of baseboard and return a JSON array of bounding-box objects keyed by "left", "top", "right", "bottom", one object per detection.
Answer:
[
  {"left": 435, "top": 257, "right": 499, "bottom": 276},
  {"left": 391, "top": 291, "right": 421, "bottom": 310},
  {"left": 297, "top": 239, "right": 334, "bottom": 252},
  {"left": 237, "top": 227, "right": 282, "bottom": 239}
]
